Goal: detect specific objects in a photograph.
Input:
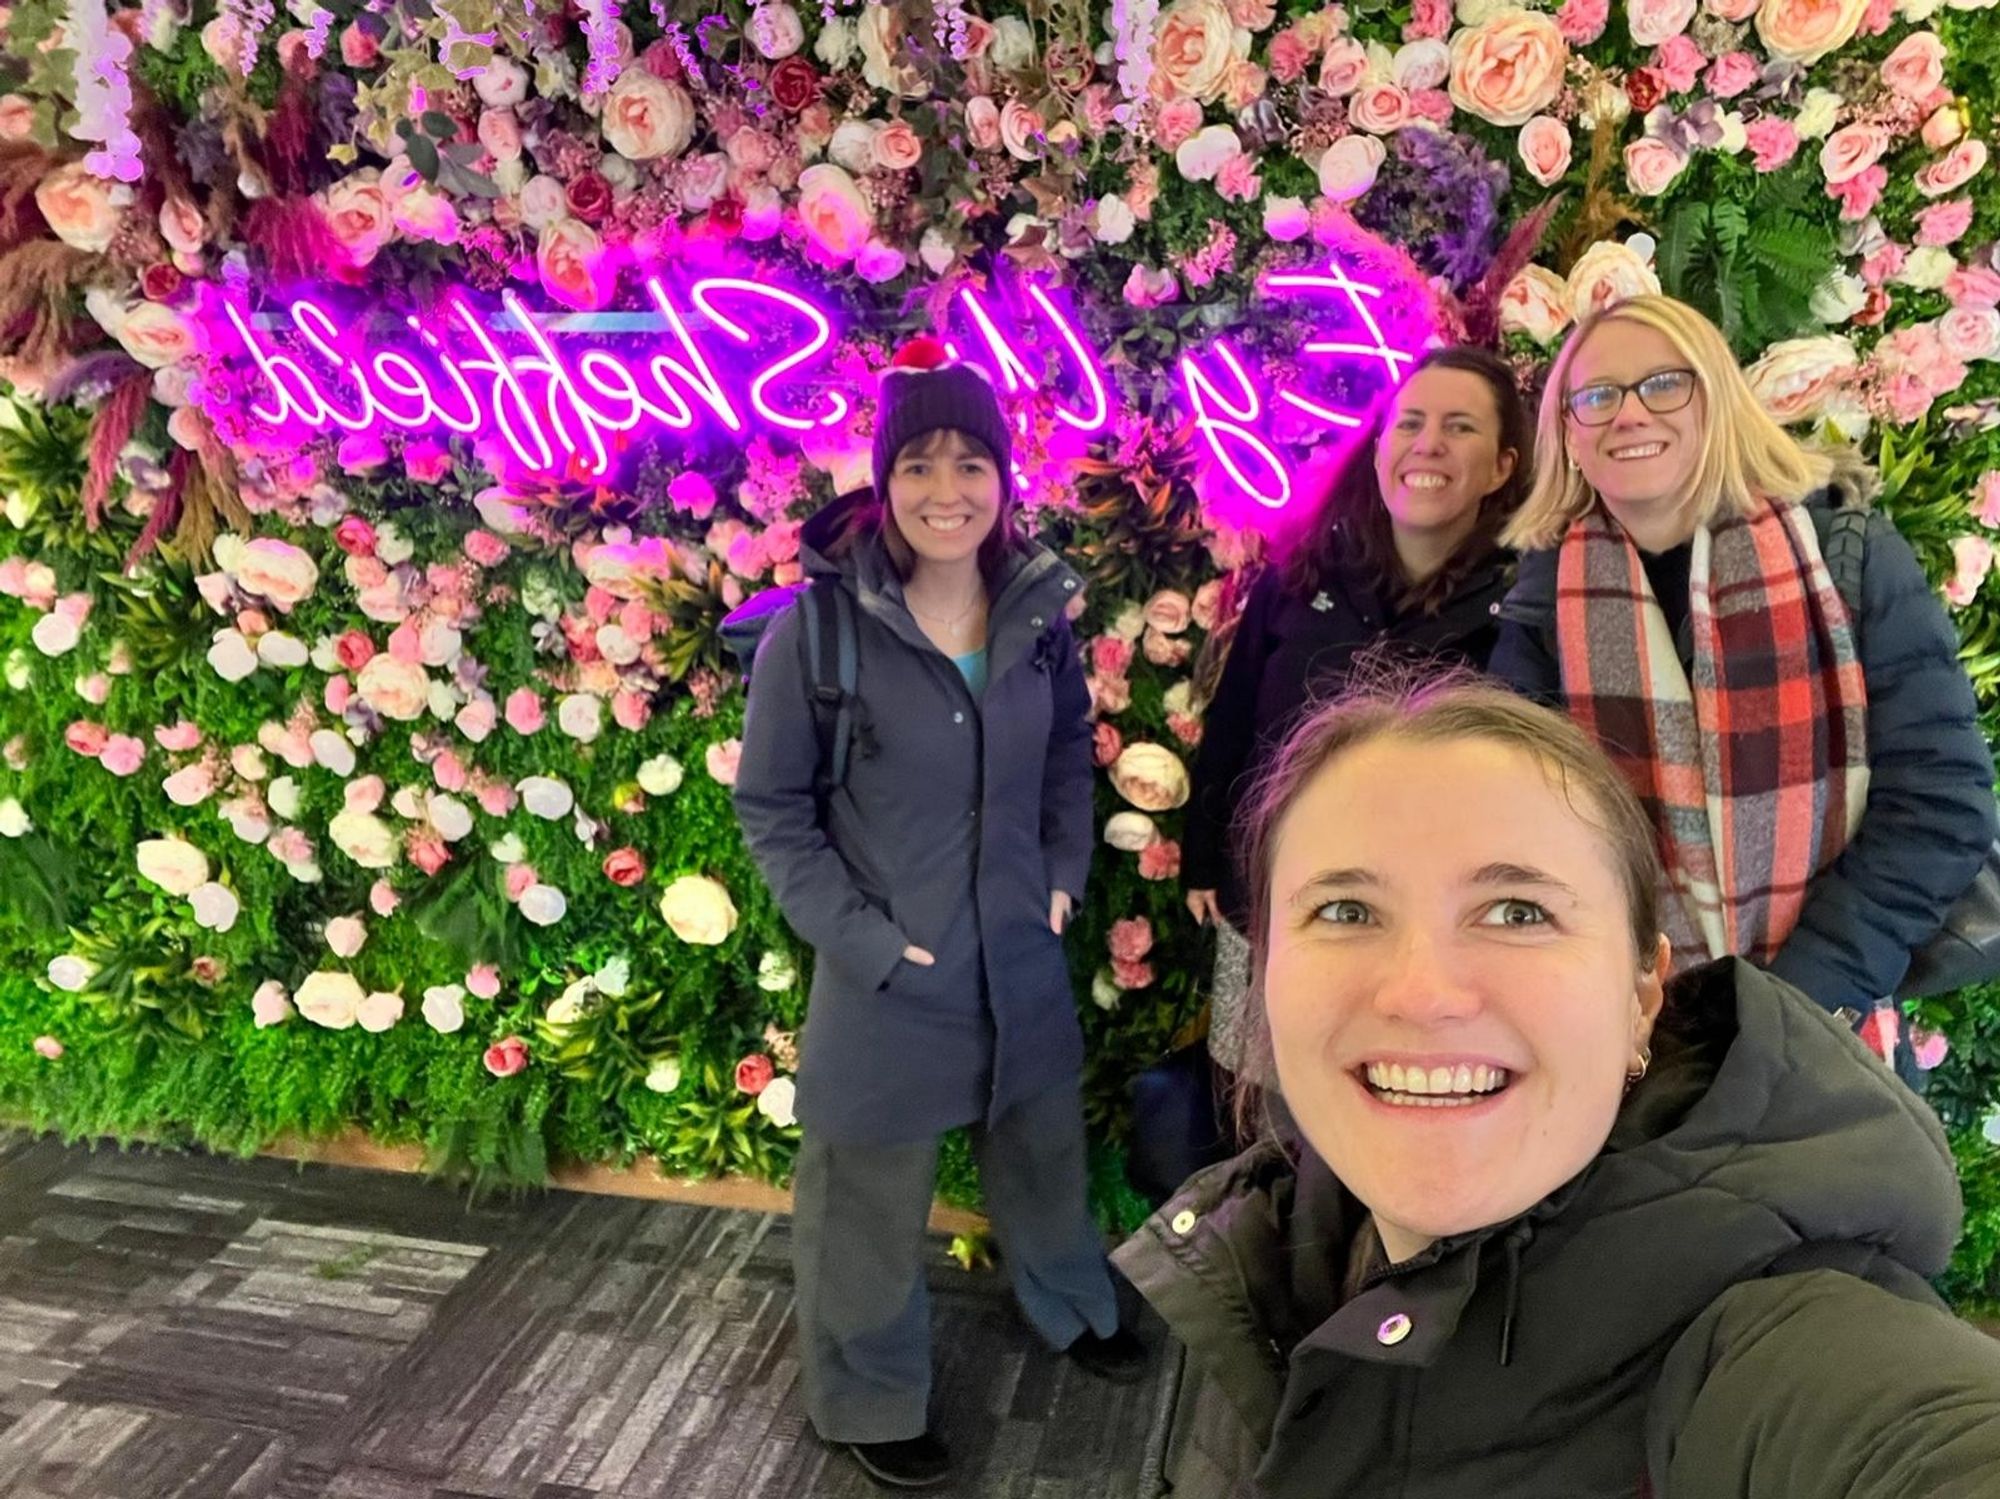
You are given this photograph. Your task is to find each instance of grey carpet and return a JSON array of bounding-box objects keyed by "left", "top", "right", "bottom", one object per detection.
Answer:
[{"left": 0, "top": 1134, "right": 1166, "bottom": 1498}]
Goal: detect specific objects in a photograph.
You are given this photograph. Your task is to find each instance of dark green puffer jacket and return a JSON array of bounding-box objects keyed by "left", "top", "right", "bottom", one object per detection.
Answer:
[{"left": 1113, "top": 959, "right": 2000, "bottom": 1499}]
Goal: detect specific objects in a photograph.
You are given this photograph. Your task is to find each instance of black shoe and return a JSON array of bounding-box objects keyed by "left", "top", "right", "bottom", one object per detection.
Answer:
[
  {"left": 1066, "top": 1327, "right": 1148, "bottom": 1384},
  {"left": 846, "top": 1432, "right": 954, "bottom": 1489}
]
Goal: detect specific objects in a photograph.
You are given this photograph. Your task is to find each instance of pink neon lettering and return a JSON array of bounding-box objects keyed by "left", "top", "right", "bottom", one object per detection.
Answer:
[
  {"left": 1025, "top": 286, "right": 1110, "bottom": 434},
  {"left": 406, "top": 317, "right": 488, "bottom": 436},
  {"left": 1179, "top": 342, "right": 1294, "bottom": 510},
  {"left": 575, "top": 351, "right": 664, "bottom": 432},
  {"left": 448, "top": 295, "right": 557, "bottom": 472},
  {"left": 223, "top": 301, "right": 334, "bottom": 429},
  {"left": 1263, "top": 262, "right": 1418, "bottom": 431},
  {"left": 288, "top": 300, "right": 382, "bottom": 433},
  {"left": 688, "top": 278, "right": 847, "bottom": 432},
  {"left": 500, "top": 289, "right": 618, "bottom": 477},
  {"left": 641, "top": 278, "right": 744, "bottom": 433}
]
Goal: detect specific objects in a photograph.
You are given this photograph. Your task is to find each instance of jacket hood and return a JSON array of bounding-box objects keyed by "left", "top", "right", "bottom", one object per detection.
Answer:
[{"left": 1115, "top": 959, "right": 1960, "bottom": 1440}]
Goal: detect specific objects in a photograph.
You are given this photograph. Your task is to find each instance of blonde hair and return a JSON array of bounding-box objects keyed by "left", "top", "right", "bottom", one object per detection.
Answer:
[{"left": 1503, "top": 295, "right": 1837, "bottom": 551}]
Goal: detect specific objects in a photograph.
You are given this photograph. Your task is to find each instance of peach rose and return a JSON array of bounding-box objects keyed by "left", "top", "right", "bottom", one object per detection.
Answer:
[
  {"left": 1318, "top": 38, "right": 1368, "bottom": 97},
  {"left": 1917, "top": 140, "right": 1988, "bottom": 198},
  {"left": 537, "top": 218, "right": 610, "bottom": 310},
  {"left": 355, "top": 654, "right": 432, "bottom": 720},
  {"left": 1627, "top": 0, "right": 1696, "bottom": 45},
  {"left": 1448, "top": 10, "right": 1567, "bottom": 128},
  {"left": 1922, "top": 107, "right": 1963, "bottom": 152},
  {"left": 1350, "top": 81, "right": 1412, "bottom": 135},
  {"left": 872, "top": 118, "right": 922, "bottom": 170},
  {"left": 1754, "top": 0, "right": 1868, "bottom": 65},
  {"left": 110, "top": 300, "right": 200, "bottom": 369},
  {"left": 226, "top": 536, "right": 320, "bottom": 609},
  {"left": 1000, "top": 98, "right": 1044, "bottom": 161},
  {"left": 600, "top": 70, "right": 694, "bottom": 162},
  {"left": 795, "top": 163, "right": 873, "bottom": 259},
  {"left": 478, "top": 108, "right": 523, "bottom": 163},
  {"left": 1565, "top": 239, "right": 1662, "bottom": 319},
  {"left": 1744, "top": 335, "right": 1859, "bottom": 423},
  {"left": 158, "top": 194, "right": 205, "bottom": 256},
  {"left": 1499, "top": 265, "right": 1573, "bottom": 344},
  {"left": 1318, "top": 134, "right": 1387, "bottom": 201},
  {"left": 1940, "top": 308, "right": 2000, "bottom": 365},
  {"left": 1623, "top": 137, "right": 1688, "bottom": 196},
  {"left": 319, "top": 173, "right": 394, "bottom": 268},
  {"left": 295, "top": 971, "right": 364, "bottom": 1031},
  {"left": 1818, "top": 122, "right": 1891, "bottom": 185},
  {"left": 0, "top": 93, "right": 33, "bottom": 142},
  {"left": 1143, "top": 590, "right": 1194, "bottom": 635},
  {"left": 1110, "top": 743, "right": 1191, "bottom": 812},
  {"left": 659, "top": 875, "right": 740, "bottom": 945},
  {"left": 1518, "top": 115, "right": 1572, "bottom": 186},
  {"left": 1881, "top": 31, "right": 1945, "bottom": 102},
  {"left": 964, "top": 96, "right": 1002, "bottom": 151},
  {"left": 1152, "top": 0, "right": 1245, "bottom": 104},
  {"left": 34, "top": 162, "right": 126, "bottom": 253}
]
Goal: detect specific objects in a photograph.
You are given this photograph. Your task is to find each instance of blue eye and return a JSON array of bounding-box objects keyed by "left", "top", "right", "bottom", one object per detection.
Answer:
[
  {"left": 1315, "top": 899, "right": 1373, "bottom": 926},
  {"left": 1480, "top": 899, "right": 1550, "bottom": 929}
]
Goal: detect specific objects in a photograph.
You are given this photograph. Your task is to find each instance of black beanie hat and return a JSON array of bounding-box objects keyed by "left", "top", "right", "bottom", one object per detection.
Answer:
[{"left": 871, "top": 336, "right": 1014, "bottom": 494}]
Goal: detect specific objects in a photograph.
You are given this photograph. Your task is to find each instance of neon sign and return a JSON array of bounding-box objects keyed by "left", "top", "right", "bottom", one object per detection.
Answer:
[{"left": 204, "top": 256, "right": 1432, "bottom": 511}]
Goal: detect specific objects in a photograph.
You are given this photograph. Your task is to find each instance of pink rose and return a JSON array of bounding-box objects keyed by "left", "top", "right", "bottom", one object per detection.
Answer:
[
  {"left": 1948, "top": 266, "right": 2000, "bottom": 311},
  {"left": 601, "top": 70, "right": 695, "bottom": 161},
  {"left": 1945, "top": 535, "right": 1994, "bottom": 608},
  {"left": 1143, "top": 628, "right": 1191, "bottom": 667},
  {"left": 154, "top": 720, "right": 203, "bottom": 752},
  {"left": 1555, "top": 0, "right": 1609, "bottom": 44},
  {"left": 355, "top": 655, "right": 430, "bottom": 720},
  {"left": 1917, "top": 198, "right": 1975, "bottom": 248},
  {"left": 1408, "top": 0, "right": 1452, "bottom": 38},
  {"left": 1651, "top": 34, "right": 1703, "bottom": 92},
  {"left": 1154, "top": 96, "right": 1205, "bottom": 151},
  {"left": 1624, "top": 137, "right": 1689, "bottom": 196},
  {"left": 1111, "top": 958, "right": 1155, "bottom": 990},
  {"left": 537, "top": 218, "right": 610, "bottom": 310},
  {"left": 1449, "top": 11, "right": 1567, "bottom": 127},
  {"left": 1831, "top": 164, "right": 1887, "bottom": 222},
  {"left": 1744, "top": 116, "right": 1801, "bottom": 172},
  {"left": 1350, "top": 81, "right": 1412, "bottom": 135},
  {"left": 1940, "top": 309, "right": 2000, "bottom": 365},
  {"left": 1705, "top": 51, "right": 1760, "bottom": 100},
  {"left": 1628, "top": 0, "right": 1696, "bottom": 46},
  {"left": 35, "top": 162, "right": 125, "bottom": 253},
  {"left": 101, "top": 735, "right": 145, "bottom": 776},
  {"left": 1091, "top": 674, "right": 1134, "bottom": 715},
  {"left": 735, "top": 1053, "right": 776, "bottom": 1095},
  {"left": 1318, "top": 38, "right": 1368, "bottom": 98},
  {"left": 705, "top": 738, "right": 743, "bottom": 786},
  {"left": 613, "top": 691, "right": 652, "bottom": 732},
  {"left": 0, "top": 93, "right": 35, "bottom": 143},
  {"left": 1000, "top": 99, "right": 1045, "bottom": 161},
  {"left": 477, "top": 108, "right": 522, "bottom": 163},
  {"left": 468, "top": 964, "right": 502, "bottom": 999},
  {"left": 66, "top": 721, "right": 109, "bottom": 758},
  {"left": 483, "top": 1035, "right": 530, "bottom": 1078},
  {"left": 1922, "top": 106, "right": 1963, "bottom": 152},
  {"left": 1879, "top": 30, "right": 1945, "bottom": 102},
  {"left": 1093, "top": 722, "right": 1124, "bottom": 768},
  {"left": 965, "top": 96, "right": 1002, "bottom": 152},
  {"left": 333, "top": 631, "right": 375, "bottom": 672},
  {"left": 872, "top": 119, "right": 923, "bottom": 171},
  {"left": 1755, "top": 0, "right": 1868, "bottom": 65},
  {"left": 505, "top": 688, "right": 545, "bottom": 735},
  {"left": 795, "top": 164, "right": 874, "bottom": 260},
  {"left": 1819, "top": 123, "right": 1891, "bottom": 186},
  {"left": 1108, "top": 916, "right": 1155, "bottom": 963},
  {"left": 1517, "top": 115, "right": 1572, "bottom": 187},
  {"left": 1137, "top": 840, "right": 1183, "bottom": 881},
  {"left": 339, "top": 21, "right": 380, "bottom": 67},
  {"left": 1917, "top": 140, "right": 1988, "bottom": 199},
  {"left": 319, "top": 174, "right": 394, "bottom": 269},
  {"left": 603, "top": 847, "right": 648, "bottom": 886},
  {"left": 1153, "top": 0, "right": 1243, "bottom": 104},
  {"left": 1091, "top": 636, "right": 1135, "bottom": 678}
]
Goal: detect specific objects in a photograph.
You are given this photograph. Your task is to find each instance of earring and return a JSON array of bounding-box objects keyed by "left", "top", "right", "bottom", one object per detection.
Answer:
[{"left": 1625, "top": 1046, "right": 1652, "bottom": 1085}]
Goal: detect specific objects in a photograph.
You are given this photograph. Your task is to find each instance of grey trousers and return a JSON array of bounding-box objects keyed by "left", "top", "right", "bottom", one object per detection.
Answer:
[{"left": 791, "top": 1081, "right": 1121, "bottom": 1443}]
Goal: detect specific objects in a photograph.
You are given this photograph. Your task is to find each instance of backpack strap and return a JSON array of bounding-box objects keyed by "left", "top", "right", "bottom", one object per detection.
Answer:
[
  {"left": 1820, "top": 507, "right": 1868, "bottom": 636},
  {"left": 799, "top": 579, "right": 858, "bottom": 796}
]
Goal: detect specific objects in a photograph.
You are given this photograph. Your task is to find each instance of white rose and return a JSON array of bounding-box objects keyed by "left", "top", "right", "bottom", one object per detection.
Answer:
[
  {"left": 357, "top": 991, "right": 404, "bottom": 1032},
  {"left": 474, "top": 56, "right": 530, "bottom": 108},
  {"left": 519, "top": 883, "right": 569, "bottom": 926},
  {"left": 1793, "top": 88, "right": 1842, "bottom": 141},
  {"left": 295, "top": 970, "right": 365, "bottom": 1030},
  {"left": 1895, "top": 246, "right": 1957, "bottom": 290},
  {"left": 309, "top": 729, "right": 356, "bottom": 778},
  {"left": 189, "top": 881, "right": 240, "bottom": 932},
  {"left": 325, "top": 914, "right": 368, "bottom": 957},
  {"left": 268, "top": 776, "right": 301, "bottom": 820},
  {"left": 815, "top": 16, "right": 857, "bottom": 68},
  {"left": 637, "top": 754, "right": 684, "bottom": 795},
  {"left": 136, "top": 836, "right": 210, "bottom": 895},
  {"left": 422, "top": 985, "right": 467, "bottom": 1033},
  {"left": 518, "top": 775, "right": 575, "bottom": 819},
  {"left": 990, "top": 15, "right": 1034, "bottom": 70},
  {"left": 1176, "top": 124, "right": 1243, "bottom": 183},
  {"left": 1811, "top": 270, "right": 1870, "bottom": 323},
  {"left": 31, "top": 612, "right": 81, "bottom": 657},
  {"left": 328, "top": 810, "right": 399, "bottom": 869},
  {"left": 1498, "top": 264, "right": 1574, "bottom": 344},
  {"left": 1110, "top": 603, "right": 1146, "bottom": 641},
  {"left": 427, "top": 794, "right": 474, "bottom": 842},
  {"left": 1564, "top": 239, "right": 1663, "bottom": 320},
  {"left": 491, "top": 833, "right": 528, "bottom": 864},
  {"left": 207, "top": 629, "right": 260, "bottom": 681},
  {"left": 757, "top": 950, "right": 798, "bottom": 992},
  {"left": 1318, "top": 135, "right": 1387, "bottom": 201},
  {"left": 257, "top": 631, "right": 309, "bottom": 669},
  {"left": 1093, "top": 195, "right": 1136, "bottom": 244},
  {"left": 1744, "top": 335, "right": 1860, "bottom": 423},
  {"left": 757, "top": 1076, "right": 799, "bottom": 1127},
  {"left": 829, "top": 119, "right": 880, "bottom": 175},
  {"left": 0, "top": 796, "right": 29, "bottom": 836},
  {"left": 47, "top": 954, "right": 98, "bottom": 992},
  {"left": 645, "top": 1056, "right": 684, "bottom": 1093},
  {"left": 1104, "top": 811, "right": 1161, "bottom": 852},
  {"left": 558, "top": 693, "right": 603, "bottom": 742},
  {"left": 747, "top": 0, "right": 805, "bottom": 58},
  {"left": 659, "top": 874, "right": 740, "bottom": 945},
  {"left": 595, "top": 954, "right": 632, "bottom": 997},
  {"left": 1109, "top": 743, "right": 1192, "bottom": 812},
  {"left": 1091, "top": 968, "right": 1121, "bottom": 1011}
]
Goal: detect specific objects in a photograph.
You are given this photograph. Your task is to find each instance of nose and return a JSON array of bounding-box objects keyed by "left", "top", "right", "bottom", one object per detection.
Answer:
[
  {"left": 1370, "top": 927, "right": 1484, "bottom": 1026},
  {"left": 1609, "top": 387, "right": 1652, "bottom": 428},
  {"left": 1410, "top": 419, "right": 1447, "bottom": 454}
]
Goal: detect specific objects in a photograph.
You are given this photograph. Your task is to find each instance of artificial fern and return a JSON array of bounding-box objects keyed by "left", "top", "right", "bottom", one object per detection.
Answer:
[{"left": 1655, "top": 190, "right": 1837, "bottom": 359}]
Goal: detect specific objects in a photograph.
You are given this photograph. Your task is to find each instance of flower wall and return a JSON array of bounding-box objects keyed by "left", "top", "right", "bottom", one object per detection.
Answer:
[{"left": 4, "top": 0, "right": 2000, "bottom": 1292}]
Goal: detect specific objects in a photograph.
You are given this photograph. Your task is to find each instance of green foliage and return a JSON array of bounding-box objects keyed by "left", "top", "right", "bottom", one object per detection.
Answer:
[{"left": 1656, "top": 164, "right": 1839, "bottom": 360}]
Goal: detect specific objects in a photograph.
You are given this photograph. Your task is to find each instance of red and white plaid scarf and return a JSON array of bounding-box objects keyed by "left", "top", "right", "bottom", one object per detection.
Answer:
[{"left": 1555, "top": 500, "right": 1869, "bottom": 971}]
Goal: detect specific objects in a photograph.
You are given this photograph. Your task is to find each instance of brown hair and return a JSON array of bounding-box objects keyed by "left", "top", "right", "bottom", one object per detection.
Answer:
[
  {"left": 1281, "top": 346, "right": 1532, "bottom": 615},
  {"left": 1229, "top": 667, "right": 1664, "bottom": 1120},
  {"left": 839, "top": 428, "right": 1026, "bottom": 586}
]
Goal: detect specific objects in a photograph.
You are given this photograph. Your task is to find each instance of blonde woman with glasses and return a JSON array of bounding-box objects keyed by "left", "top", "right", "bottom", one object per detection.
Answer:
[{"left": 1489, "top": 295, "right": 1995, "bottom": 1080}]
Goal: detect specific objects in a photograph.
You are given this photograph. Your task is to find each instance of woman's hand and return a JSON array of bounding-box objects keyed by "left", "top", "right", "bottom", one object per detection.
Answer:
[
  {"left": 1186, "top": 888, "right": 1223, "bottom": 927},
  {"left": 1050, "top": 891, "right": 1073, "bottom": 934},
  {"left": 902, "top": 944, "right": 936, "bottom": 966}
]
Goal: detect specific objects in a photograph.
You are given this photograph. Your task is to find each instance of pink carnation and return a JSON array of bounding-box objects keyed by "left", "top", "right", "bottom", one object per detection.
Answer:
[
  {"left": 1555, "top": 0, "right": 1609, "bottom": 45},
  {"left": 1108, "top": 916, "right": 1155, "bottom": 964},
  {"left": 483, "top": 1035, "right": 529, "bottom": 1077},
  {"left": 1830, "top": 164, "right": 1887, "bottom": 221},
  {"left": 1915, "top": 198, "right": 1975, "bottom": 248},
  {"left": 1705, "top": 52, "right": 1759, "bottom": 99},
  {"left": 464, "top": 530, "right": 510, "bottom": 567},
  {"left": 100, "top": 735, "right": 145, "bottom": 776},
  {"left": 1090, "top": 636, "right": 1135, "bottom": 678},
  {"left": 467, "top": 963, "right": 502, "bottom": 999},
  {"left": 1093, "top": 722, "right": 1124, "bottom": 768},
  {"left": 735, "top": 1053, "right": 776, "bottom": 1095},
  {"left": 1652, "top": 35, "right": 1703, "bottom": 93},
  {"left": 1744, "top": 116, "right": 1800, "bottom": 172},
  {"left": 1154, "top": 97, "right": 1204, "bottom": 151},
  {"left": 1137, "top": 840, "right": 1182, "bottom": 881},
  {"left": 1111, "top": 957, "right": 1156, "bottom": 990},
  {"left": 65, "top": 721, "right": 109, "bottom": 757},
  {"left": 1406, "top": 0, "right": 1451, "bottom": 37},
  {"left": 504, "top": 688, "right": 545, "bottom": 734},
  {"left": 1267, "top": 29, "right": 1312, "bottom": 83},
  {"left": 1948, "top": 266, "right": 2000, "bottom": 311}
]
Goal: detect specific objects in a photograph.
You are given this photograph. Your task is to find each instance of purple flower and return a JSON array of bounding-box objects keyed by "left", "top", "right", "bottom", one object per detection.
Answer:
[{"left": 1351, "top": 129, "right": 1510, "bottom": 291}]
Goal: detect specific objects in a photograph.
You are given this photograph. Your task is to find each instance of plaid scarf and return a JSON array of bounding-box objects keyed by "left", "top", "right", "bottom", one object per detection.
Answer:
[{"left": 1555, "top": 501, "right": 1869, "bottom": 971}]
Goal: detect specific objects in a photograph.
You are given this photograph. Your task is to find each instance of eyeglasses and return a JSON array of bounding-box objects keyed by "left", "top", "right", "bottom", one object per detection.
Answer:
[{"left": 1563, "top": 368, "right": 1698, "bottom": 427}]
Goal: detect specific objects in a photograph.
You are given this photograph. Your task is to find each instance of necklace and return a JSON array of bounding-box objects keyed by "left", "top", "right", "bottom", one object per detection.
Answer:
[{"left": 908, "top": 593, "right": 984, "bottom": 636}]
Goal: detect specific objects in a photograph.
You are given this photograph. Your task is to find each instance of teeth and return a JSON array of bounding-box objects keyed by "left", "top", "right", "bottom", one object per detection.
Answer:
[
  {"left": 925, "top": 516, "right": 969, "bottom": 531},
  {"left": 1363, "top": 1062, "right": 1510, "bottom": 1101},
  {"left": 1403, "top": 474, "right": 1448, "bottom": 490},
  {"left": 1611, "top": 443, "right": 1665, "bottom": 460}
]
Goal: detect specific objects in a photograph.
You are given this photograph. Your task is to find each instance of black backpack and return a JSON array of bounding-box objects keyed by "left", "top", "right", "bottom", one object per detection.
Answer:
[{"left": 720, "top": 579, "right": 861, "bottom": 796}]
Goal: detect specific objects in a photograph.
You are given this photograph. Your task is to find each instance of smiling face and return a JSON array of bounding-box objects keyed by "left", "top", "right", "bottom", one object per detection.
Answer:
[
  {"left": 1372, "top": 365, "right": 1518, "bottom": 543},
  {"left": 885, "top": 428, "right": 1002, "bottom": 568},
  {"left": 1263, "top": 735, "right": 1666, "bottom": 1263},
  {"left": 1562, "top": 321, "right": 1706, "bottom": 542}
]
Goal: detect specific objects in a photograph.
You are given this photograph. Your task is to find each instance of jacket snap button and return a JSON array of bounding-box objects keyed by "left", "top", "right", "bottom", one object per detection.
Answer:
[
  {"left": 1170, "top": 1209, "right": 1197, "bottom": 1235},
  {"left": 1031, "top": 616, "right": 1045, "bottom": 629},
  {"left": 1489, "top": 602, "right": 1502, "bottom": 615},
  {"left": 1063, "top": 579, "right": 1077, "bottom": 591},
  {"left": 953, "top": 711, "right": 965, "bottom": 724},
  {"left": 1376, "top": 1313, "right": 1413, "bottom": 1346}
]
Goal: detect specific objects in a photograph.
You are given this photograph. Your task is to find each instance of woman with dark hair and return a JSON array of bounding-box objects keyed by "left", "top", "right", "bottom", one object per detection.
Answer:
[
  {"left": 1182, "top": 346, "right": 1531, "bottom": 1072},
  {"left": 733, "top": 339, "right": 1142, "bottom": 1491}
]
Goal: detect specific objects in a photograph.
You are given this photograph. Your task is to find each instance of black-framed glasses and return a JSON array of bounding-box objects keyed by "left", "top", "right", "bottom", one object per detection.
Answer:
[{"left": 1563, "top": 368, "right": 1698, "bottom": 427}]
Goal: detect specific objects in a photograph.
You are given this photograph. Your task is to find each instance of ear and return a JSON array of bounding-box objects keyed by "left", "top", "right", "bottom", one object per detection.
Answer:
[
  {"left": 1492, "top": 446, "right": 1519, "bottom": 488},
  {"left": 1633, "top": 934, "right": 1669, "bottom": 1050}
]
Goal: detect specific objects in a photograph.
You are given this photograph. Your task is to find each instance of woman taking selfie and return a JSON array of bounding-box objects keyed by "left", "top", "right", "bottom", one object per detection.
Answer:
[
  {"left": 734, "top": 341, "right": 1141, "bottom": 1491},
  {"left": 1490, "top": 295, "right": 1995, "bottom": 1061},
  {"left": 1116, "top": 676, "right": 2000, "bottom": 1498},
  {"left": 1183, "top": 346, "right": 1530, "bottom": 1072}
]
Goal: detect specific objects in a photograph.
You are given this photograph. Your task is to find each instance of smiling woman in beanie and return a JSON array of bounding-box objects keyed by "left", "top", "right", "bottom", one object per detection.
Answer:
[{"left": 733, "top": 338, "right": 1145, "bottom": 1490}]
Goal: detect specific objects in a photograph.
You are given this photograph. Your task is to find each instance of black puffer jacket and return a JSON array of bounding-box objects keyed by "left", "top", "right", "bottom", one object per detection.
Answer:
[{"left": 1114, "top": 959, "right": 2000, "bottom": 1499}]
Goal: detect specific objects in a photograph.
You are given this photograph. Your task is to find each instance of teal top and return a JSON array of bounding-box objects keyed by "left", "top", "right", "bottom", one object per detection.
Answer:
[{"left": 951, "top": 648, "right": 989, "bottom": 698}]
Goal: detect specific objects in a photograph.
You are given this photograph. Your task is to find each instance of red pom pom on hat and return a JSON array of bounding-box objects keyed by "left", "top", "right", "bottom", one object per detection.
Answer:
[{"left": 887, "top": 335, "right": 954, "bottom": 371}]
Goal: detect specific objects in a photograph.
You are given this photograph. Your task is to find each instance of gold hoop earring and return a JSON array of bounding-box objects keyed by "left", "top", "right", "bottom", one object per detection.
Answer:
[{"left": 1625, "top": 1046, "right": 1652, "bottom": 1085}]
